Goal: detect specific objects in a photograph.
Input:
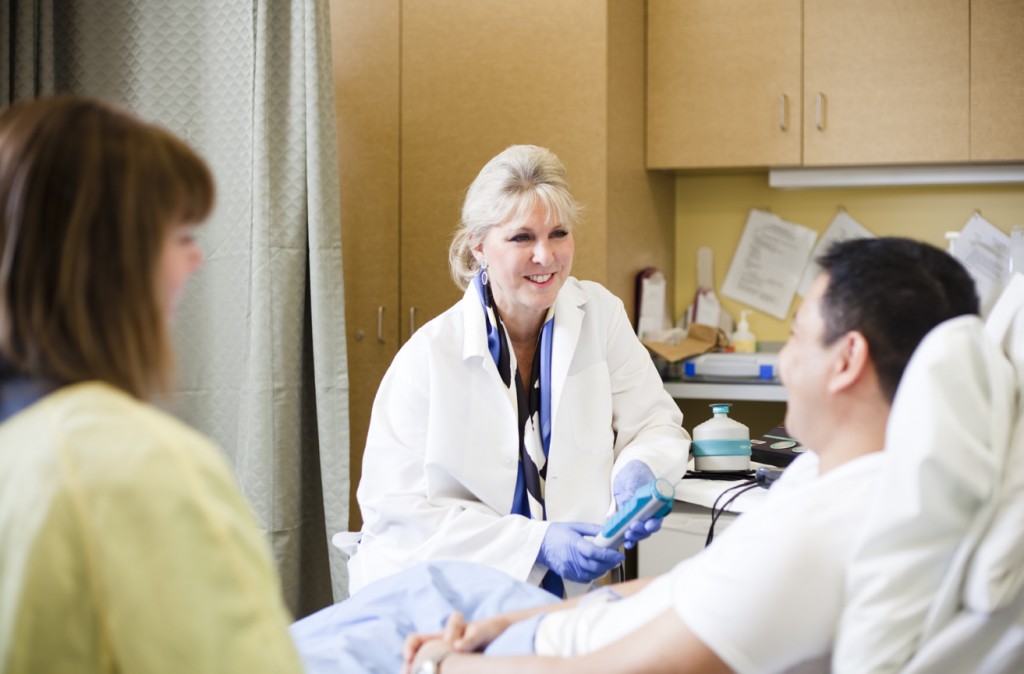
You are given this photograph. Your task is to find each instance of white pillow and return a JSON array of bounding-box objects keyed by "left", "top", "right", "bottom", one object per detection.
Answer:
[
  {"left": 833, "top": 315, "right": 1016, "bottom": 674},
  {"left": 965, "top": 274, "right": 1024, "bottom": 611}
]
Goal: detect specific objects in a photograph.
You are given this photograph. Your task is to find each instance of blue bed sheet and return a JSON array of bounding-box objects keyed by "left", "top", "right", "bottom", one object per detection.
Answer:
[{"left": 290, "top": 561, "right": 558, "bottom": 674}]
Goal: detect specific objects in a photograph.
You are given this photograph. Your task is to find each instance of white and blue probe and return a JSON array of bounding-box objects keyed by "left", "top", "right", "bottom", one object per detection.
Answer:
[{"left": 592, "top": 478, "right": 676, "bottom": 549}]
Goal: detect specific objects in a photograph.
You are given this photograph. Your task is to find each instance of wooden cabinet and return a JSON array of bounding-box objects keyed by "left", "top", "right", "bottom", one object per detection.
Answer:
[
  {"left": 803, "top": 0, "right": 969, "bottom": 166},
  {"left": 399, "top": 1, "right": 608, "bottom": 338},
  {"left": 649, "top": 0, "right": 982, "bottom": 169},
  {"left": 331, "top": 0, "right": 675, "bottom": 530},
  {"left": 329, "top": 1, "right": 401, "bottom": 531},
  {"left": 971, "top": 0, "right": 1024, "bottom": 161},
  {"left": 647, "top": 0, "right": 802, "bottom": 169}
]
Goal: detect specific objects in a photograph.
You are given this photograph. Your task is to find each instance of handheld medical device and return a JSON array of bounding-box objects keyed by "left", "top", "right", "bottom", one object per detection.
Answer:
[{"left": 592, "top": 478, "right": 676, "bottom": 548}]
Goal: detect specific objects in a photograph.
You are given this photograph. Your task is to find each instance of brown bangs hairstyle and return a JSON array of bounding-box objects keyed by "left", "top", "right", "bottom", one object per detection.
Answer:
[{"left": 0, "top": 96, "right": 214, "bottom": 398}]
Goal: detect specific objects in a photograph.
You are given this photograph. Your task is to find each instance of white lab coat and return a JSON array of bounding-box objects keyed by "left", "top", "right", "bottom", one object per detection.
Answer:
[{"left": 348, "top": 278, "right": 690, "bottom": 595}]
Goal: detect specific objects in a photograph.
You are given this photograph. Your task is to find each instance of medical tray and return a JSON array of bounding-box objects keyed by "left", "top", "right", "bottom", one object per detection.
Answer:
[{"left": 682, "top": 352, "right": 779, "bottom": 381}]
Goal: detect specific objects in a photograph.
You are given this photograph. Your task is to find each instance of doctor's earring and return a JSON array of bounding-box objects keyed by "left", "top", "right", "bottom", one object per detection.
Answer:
[{"left": 480, "top": 258, "right": 489, "bottom": 286}]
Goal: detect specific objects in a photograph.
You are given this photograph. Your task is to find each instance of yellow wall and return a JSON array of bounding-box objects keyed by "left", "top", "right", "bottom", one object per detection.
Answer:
[{"left": 674, "top": 172, "right": 1024, "bottom": 341}]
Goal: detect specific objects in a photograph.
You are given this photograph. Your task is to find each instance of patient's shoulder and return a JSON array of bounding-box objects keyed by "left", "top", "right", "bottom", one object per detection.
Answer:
[{"left": 43, "top": 383, "right": 232, "bottom": 494}]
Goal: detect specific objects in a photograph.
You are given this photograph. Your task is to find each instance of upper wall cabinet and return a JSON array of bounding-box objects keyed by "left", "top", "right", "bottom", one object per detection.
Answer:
[
  {"left": 971, "top": 0, "right": 1024, "bottom": 161},
  {"left": 648, "top": 0, "right": 1024, "bottom": 169},
  {"left": 803, "top": 0, "right": 968, "bottom": 166},
  {"left": 647, "top": 0, "right": 802, "bottom": 169}
]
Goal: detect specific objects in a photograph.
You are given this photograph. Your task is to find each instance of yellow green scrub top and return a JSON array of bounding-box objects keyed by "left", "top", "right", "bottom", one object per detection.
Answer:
[{"left": 0, "top": 381, "right": 303, "bottom": 673}]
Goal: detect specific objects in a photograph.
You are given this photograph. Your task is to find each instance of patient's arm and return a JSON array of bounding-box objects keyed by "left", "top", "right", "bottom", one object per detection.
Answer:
[
  {"left": 415, "top": 608, "right": 731, "bottom": 674},
  {"left": 403, "top": 576, "right": 662, "bottom": 668},
  {"left": 571, "top": 608, "right": 731, "bottom": 674},
  {"left": 472, "top": 574, "right": 659, "bottom": 641},
  {"left": 403, "top": 595, "right": 576, "bottom": 664},
  {"left": 402, "top": 601, "right": 553, "bottom": 663}
]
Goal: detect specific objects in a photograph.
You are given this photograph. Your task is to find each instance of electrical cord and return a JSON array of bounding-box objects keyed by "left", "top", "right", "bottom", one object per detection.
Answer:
[
  {"left": 703, "top": 466, "right": 786, "bottom": 547},
  {"left": 708, "top": 480, "right": 755, "bottom": 519},
  {"left": 683, "top": 469, "right": 755, "bottom": 482},
  {"left": 705, "top": 482, "right": 761, "bottom": 546},
  {"left": 610, "top": 559, "right": 625, "bottom": 584}
]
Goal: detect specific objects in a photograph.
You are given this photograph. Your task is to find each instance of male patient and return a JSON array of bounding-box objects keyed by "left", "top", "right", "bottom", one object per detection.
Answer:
[{"left": 403, "top": 237, "right": 979, "bottom": 674}]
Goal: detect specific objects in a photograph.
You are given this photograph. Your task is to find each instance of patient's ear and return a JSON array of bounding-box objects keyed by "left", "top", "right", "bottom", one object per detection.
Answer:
[{"left": 827, "top": 331, "right": 871, "bottom": 394}]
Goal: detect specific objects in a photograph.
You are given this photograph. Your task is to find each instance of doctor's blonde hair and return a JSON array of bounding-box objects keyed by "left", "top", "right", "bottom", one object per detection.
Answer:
[
  {"left": 448, "top": 144, "right": 581, "bottom": 290},
  {"left": 0, "top": 96, "right": 214, "bottom": 398}
]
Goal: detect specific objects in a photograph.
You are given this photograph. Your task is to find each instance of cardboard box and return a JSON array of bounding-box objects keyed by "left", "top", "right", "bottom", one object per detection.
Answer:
[{"left": 643, "top": 323, "right": 728, "bottom": 378}]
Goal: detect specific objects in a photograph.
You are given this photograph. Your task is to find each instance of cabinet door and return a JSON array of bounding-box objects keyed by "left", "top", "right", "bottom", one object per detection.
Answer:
[
  {"left": 400, "top": 0, "right": 609, "bottom": 339},
  {"left": 972, "top": 0, "right": 1024, "bottom": 161},
  {"left": 330, "top": 0, "right": 401, "bottom": 530},
  {"left": 647, "top": 0, "right": 802, "bottom": 169},
  {"left": 804, "top": 0, "right": 969, "bottom": 166}
]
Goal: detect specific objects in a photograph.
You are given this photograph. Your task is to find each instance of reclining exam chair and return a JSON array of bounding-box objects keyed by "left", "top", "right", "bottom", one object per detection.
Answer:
[{"left": 833, "top": 275, "right": 1024, "bottom": 673}]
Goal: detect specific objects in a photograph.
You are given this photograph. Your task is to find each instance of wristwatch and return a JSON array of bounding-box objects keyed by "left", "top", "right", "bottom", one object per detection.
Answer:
[{"left": 414, "top": 648, "right": 450, "bottom": 674}]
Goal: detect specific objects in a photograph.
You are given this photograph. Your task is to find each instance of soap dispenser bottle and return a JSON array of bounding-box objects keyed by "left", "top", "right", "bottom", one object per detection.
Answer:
[{"left": 731, "top": 310, "right": 757, "bottom": 353}]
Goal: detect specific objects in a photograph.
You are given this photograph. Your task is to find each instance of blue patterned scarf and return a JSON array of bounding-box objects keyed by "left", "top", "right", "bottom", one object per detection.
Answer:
[{"left": 473, "top": 272, "right": 562, "bottom": 595}]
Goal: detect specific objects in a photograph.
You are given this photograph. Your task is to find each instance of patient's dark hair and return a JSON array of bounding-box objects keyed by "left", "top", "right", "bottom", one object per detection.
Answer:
[{"left": 817, "top": 237, "right": 978, "bottom": 403}]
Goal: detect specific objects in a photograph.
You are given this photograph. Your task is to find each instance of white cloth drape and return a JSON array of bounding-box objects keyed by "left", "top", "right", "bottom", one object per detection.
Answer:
[{"left": 7, "top": 0, "right": 350, "bottom": 617}]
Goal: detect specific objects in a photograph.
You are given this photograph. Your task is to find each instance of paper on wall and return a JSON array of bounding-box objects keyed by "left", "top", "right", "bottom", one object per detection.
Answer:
[
  {"left": 796, "top": 210, "right": 876, "bottom": 297},
  {"left": 955, "top": 212, "right": 1010, "bottom": 317},
  {"left": 690, "top": 287, "right": 722, "bottom": 328},
  {"left": 636, "top": 270, "right": 667, "bottom": 339},
  {"left": 721, "top": 209, "right": 818, "bottom": 319},
  {"left": 1009, "top": 226, "right": 1024, "bottom": 279}
]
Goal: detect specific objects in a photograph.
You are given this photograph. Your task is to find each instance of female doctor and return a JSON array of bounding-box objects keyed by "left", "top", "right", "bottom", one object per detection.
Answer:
[{"left": 348, "top": 145, "right": 690, "bottom": 597}]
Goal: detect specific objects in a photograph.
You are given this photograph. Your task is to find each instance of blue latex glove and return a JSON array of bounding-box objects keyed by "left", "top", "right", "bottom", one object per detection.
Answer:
[
  {"left": 612, "top": 460, "right": 664, "bottom": 550},
  {"left": 537, "top": 522, "right": 625, "bottom": 583}
]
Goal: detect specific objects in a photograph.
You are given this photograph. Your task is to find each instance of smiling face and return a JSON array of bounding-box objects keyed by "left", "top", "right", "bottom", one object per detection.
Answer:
[
  {"left": 474, "top": 200, "right": 574, "bottom": 336},
  {"left": 158, "top": 223, "right": 204, "bottom": 321},
  {"left": 779, "top": 273, "right": 841, "bottom": 447}
]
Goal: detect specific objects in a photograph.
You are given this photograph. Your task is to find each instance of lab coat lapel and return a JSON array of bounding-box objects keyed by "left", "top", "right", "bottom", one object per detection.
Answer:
[
  {"left": 460, "top": 284, "right": 516, "bottom": 419},
  {"left": 461, "top": 284, "right": 492, "bottom": 362},
  {"left": 550, "top": 279, "right": 586, "bottom": 429}
]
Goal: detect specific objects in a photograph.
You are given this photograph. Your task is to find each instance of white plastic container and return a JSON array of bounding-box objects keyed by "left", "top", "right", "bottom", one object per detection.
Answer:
[{"left": 691, "top": 403, "right": 751, "bottom": 472}]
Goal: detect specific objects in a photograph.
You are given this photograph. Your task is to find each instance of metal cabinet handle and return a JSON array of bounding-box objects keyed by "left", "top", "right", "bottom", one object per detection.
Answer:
[
  {"left": 409, "top": 307, "right": 417, "bottom": 335},
  {"left": 816, "top": 92, "right": 826, "bottom": 130},
  {"left": 376, "top": 306, "right": 385, "bottom": 342},
  {"left": 778, "top": 94, "right": 787, "bottom": 131}
]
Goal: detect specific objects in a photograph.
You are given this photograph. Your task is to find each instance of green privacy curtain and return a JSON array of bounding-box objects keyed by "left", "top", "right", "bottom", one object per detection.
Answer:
[
  {"left": 44, "top": 0, "right": 350, "bottom": 617},
  {"left": 1, "top": 0, "right": 55, "bottom": 104}
]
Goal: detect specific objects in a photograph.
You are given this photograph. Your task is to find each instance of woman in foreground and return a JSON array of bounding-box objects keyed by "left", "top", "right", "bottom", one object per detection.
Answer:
[{"left": 0, "top": 96, "right": 302, "bottom": 673}]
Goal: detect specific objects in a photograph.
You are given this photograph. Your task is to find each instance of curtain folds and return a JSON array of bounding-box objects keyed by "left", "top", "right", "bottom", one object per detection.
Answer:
[
  {"left": 246, "top": 0, "right": 349, "bottom": 612},
  {"left": 1, "top": 0, "right": 55, "bottom": 104},
  {"left": 34, "top": 0, "right": 349, "bottom": 617}
]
